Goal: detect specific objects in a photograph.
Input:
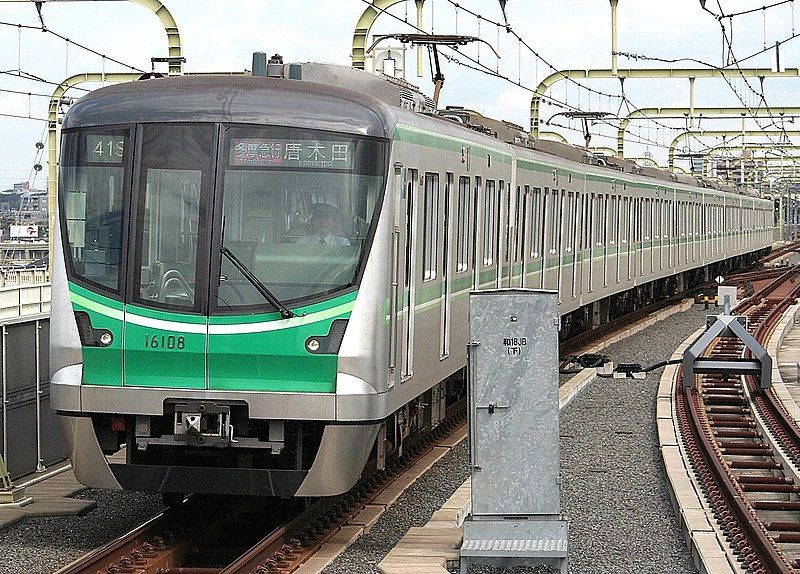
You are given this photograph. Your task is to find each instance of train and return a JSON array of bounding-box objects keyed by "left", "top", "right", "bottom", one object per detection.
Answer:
[{"left": 50, "top": 60, "right": 774, "bottom": 498}]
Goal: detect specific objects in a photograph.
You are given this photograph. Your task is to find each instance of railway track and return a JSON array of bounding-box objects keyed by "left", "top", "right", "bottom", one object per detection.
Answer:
[
  {"left": 676, "top": 266, "right": 800, "bottom": 572},
  {"left": 55, "top": 414, "right": 466, "bottom": 574},
  {"left": 57, "top": 244, "right": 800, "bottom": 574}
]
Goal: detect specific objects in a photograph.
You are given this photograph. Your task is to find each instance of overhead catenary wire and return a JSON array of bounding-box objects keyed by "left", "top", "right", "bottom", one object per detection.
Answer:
[
  {"left": 1, "top": 69, "right": 91, "bottom": 92},
  {"left": 708, "top": 1, "right": 800, "bottom": 167},
  {"left": 442, "top": 0, "right": 625, "bottom": 102},
  {"left": 362, "top": 0, "right": 688, "bottom": 151},
  {"left": 444, "top": 1, "right": 703, "bottom": 151},
  {"left": 0, "top": 20, "right": 145, "bottom": 73},
  {"left": 702, "top": 0, "right": 795, "bottom": 20}
]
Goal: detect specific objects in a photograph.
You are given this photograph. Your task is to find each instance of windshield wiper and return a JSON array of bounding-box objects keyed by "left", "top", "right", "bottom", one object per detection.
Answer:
[{"left": 220, "top": 246, "right": 295, "bottom": 319}]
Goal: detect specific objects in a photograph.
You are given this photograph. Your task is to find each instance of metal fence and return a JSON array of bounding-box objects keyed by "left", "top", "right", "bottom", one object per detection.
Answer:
[
  {"left": 0, "top": 267, "right": 49, "bottom": 288},
  {"left": 0, "top": 279, "right": 51, "bottom": 323},
  {"left": 0, "top": 313, "right": 65, "bottom": 480},
  {"left": 0, "top": 273, "right": 60, "bottom": 480}
]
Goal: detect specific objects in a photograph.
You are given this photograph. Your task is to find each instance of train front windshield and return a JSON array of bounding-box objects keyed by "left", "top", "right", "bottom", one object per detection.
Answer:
[
  {"left": 60, "top": 123, "right": 388, "bottom": 313},
  {"left": 216, "top": 126, "right": 386, "bottom": 311}
]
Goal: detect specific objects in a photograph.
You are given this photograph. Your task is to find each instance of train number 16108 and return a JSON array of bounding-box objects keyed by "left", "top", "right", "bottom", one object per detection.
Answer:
[{"left": 145, "top": 334, "right": 185, "bottom": 349}]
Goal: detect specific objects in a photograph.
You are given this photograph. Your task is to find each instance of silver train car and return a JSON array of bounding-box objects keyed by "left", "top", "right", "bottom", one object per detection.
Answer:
[{"left": 50, "top": 63, "right": 773, "bottom": 498}]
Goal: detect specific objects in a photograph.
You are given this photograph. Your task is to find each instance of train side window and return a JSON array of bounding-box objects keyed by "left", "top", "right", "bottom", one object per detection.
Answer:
[
  {"left": 132, "top": 124, "right": 215, "bottom": 311},
  {"left": 483, "top": 180, "right": 496, "bottom": 265},
  {"left": 456, "top": 176, "right": 471, "bottom": 273},
  {"left": 422, "top": 172, "right": 439, "bottom": 281},
  {"left": 60, "top": 127, "right": 131, "bottom": 295}
]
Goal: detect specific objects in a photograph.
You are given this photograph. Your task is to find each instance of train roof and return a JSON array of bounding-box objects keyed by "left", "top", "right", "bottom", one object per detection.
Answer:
[{"left": 62, "top": 75, "right": 397, "bottom": 138}]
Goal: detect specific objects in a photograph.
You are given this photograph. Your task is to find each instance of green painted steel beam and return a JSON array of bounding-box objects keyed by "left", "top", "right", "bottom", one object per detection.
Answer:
[
  {"left": 705, "top": 143, "right": 800, "bottom": 158},
  {"left": 530, "top": 67, "right": 800, "bottom": 138},
  {"left": 352, "top": 0, "right": 408, "bottom": 70},
  {"left": 617, "top": 106, "right": 800, "bottom": 158},
  {"left": 132, "top": 0, "right": 182, "bottom": 76},
  {"left": 668, "top": 129, "right": 800, "bottom": 170},
  {"left": 47, "top": 73, "right": 141, "bottom": 265},
  {"left": 0, "top": 0, "right": 185, "bottom": 262},
  {"left": 538, "top": 131, "right": 568, "bottom": 143}
]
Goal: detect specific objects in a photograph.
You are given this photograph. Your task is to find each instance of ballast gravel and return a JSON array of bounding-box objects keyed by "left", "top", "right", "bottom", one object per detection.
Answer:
[
  {"left": 323, "top": 304, "right": 711, "bottom": 574},
  {"left": 0, "top": 489, "right": 164, "bottom": 574},
  {"left": 1, "top": 304, "right": 713, "bottom": 574}
]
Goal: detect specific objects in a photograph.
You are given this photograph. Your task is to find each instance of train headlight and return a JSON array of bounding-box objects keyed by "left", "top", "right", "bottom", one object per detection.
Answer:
[
  {"left": 307, "top": 339, "right": 320, "bottom": 352},
  {"left": 99, "top": 332, "right": 113, "bottom": 346}
]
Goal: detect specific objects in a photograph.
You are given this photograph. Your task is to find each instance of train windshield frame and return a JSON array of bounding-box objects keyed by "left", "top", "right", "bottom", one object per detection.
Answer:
[
  {"left": 59, "top": 122, "right": 389, "bottom": 314},
  {"left": 59, "top": 126, "right": 133, "bottom": 296},
  {"left": 212, "top": 124, "right": 388, "bottom": 314}
]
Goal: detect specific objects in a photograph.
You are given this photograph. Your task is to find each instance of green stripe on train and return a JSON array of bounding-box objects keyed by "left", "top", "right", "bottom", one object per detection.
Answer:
[{"left": 68, "top": 282, "right": 356, "bottom": 393}]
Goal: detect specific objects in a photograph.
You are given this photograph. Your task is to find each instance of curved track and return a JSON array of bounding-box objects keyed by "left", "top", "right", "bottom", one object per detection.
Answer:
[
  {"left": 677, "top": 267, "right": 800, "bottom": 573},
  {"left": 55, "top": 415, "right": 466, "bottom": 574}
]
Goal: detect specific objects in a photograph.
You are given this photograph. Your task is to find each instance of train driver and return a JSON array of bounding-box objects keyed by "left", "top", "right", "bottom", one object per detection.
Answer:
[{"left": 296, "top": 202, "right": 351, "bottom": 246}]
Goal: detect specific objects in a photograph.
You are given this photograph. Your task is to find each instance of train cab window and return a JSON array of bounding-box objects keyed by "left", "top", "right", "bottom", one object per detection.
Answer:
[
  {"left": 456, "top": 176, "right": 470, "bottom": 272},
  {"left": 132, "top": 124, "right": 216, "bottom": 311},
  {"left": 214, "top": 127, "right": 388, "bottom": 311},
  {"left": 483, "top": 180, "right": 496, "bottom": 265},
  {"left": 60, "top": 127, "right": 131, "bottom": 294},
  {"left": 422, "top": 173, "right": 440, "bottom": 281}
]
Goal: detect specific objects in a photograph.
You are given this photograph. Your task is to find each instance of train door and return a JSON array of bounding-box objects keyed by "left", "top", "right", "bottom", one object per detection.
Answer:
[
  {"left": 587, "top": 192, "right": 596, "bottom": 294},
  {"left": 579, "top": 188, "right": 590, "bottom": 298},
  {"left": 539, "top": 187, "right": 549, "bottom": 290},
  {"left": 472, "top": 177, "right": 482, "bottom": 291},
  {"left": 658, "top": 197, "right": 669, "bottom": 271},
  {"left": 503, "top": 183, "right": 519, "bottom": 287},
  {"left": 573, "top": 190, "right": 582, "bottom": 299},
  {"left": 558, "top": 189, "right": 580, "bottom": 299},
  {"left": 440, "top": 173, "right": 453, "bottom": 359},
  {"left": 614, "top": 193, "right": 622, "bottom": 282},
  {"left": 124, "top": 124, "right": 213, "bottom": 389},
  {"left": 399, "top": 169, "right": 418, "bottom": 381},
  {"left": 668, "top": 193, "right": 675, "bottom": 269},
  {"left": 647, "top": 198, "right": 654, "bottom": 275},
  {"left": 544, "top": 187, "right": 561, "bottom": 292},
  {"left": 621, "top": 196, "right": 631, "bottom": 282},
  {"left": 499, "top": 181, "right": 512, "bottom": 287},
  {"left": 517, "top": 185, "right": 528, "bottom": 288},
  {"left": 602, "top": 193, "right": 610, "bottom": 288},
  {"left": 483, "top": 180, "right": 498, "bottom": 289},
  {"left": 635, "top": 197, "right": 642, "bottom": 279}
]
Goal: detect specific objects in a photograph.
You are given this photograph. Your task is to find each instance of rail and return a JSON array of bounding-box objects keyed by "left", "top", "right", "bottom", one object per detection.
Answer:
[
  {"left": 677, "top": 266, "right": 800, "bottom": 572},
  {"left": 56, "top": 413, "right": 466, "bottom": 574}
]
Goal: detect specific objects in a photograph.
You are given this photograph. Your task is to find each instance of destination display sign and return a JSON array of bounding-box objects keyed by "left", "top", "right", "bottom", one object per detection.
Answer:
[
  {"left": 229, "top": 139, "right": 354, "bottom": 170},
  {"left": 86, "top": 134, "right": 125, "bottom": 164}
]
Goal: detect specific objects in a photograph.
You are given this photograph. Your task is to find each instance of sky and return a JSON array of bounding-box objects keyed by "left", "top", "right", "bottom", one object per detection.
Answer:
[{"left": 2, "top": 0, "right": 800, "bottom": 190}]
